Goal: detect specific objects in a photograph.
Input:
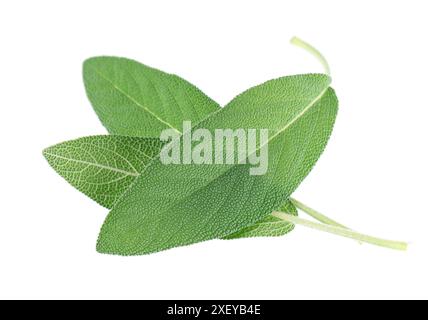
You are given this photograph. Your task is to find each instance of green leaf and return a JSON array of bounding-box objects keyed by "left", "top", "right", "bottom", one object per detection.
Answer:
[
  {"left": 43, "top": 136, "right": 164, "bottom": 208},
  {"left": 43, "top": 135, "right": 297, "bottom": 238},
  {"left": 97, "top": 74, "right": 338, "bottom": 255},
  {"left": 224, "top": 201, "right": 298, "bottom": 239},
  {"left": 83, "top": 57, "right": 220, "bottom": 137}
]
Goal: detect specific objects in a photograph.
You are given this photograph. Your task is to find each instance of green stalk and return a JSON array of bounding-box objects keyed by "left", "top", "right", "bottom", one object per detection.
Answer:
[
  {"left": 290, "top": 36, "right": 331, "bottom": 75},
  {"left": 290, "top": 198, "right": 363, "bottom": 245},
  {"left": 290, "top": 198, "right": 348, "bottom": 228},
  {"left": 272, "top": 211, "right": 408, "bottom": 251}
]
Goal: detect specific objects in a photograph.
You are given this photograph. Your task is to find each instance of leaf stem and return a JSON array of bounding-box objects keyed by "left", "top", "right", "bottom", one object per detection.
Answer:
[
  {"left": 272, "top": 211, "right": 408, "bottom": 251},
  {"left": 290, "top": 198, "right": 348, "bottom": 228},
  {"left": 290, "top": 36, "right": 331, "bottom": 75}
]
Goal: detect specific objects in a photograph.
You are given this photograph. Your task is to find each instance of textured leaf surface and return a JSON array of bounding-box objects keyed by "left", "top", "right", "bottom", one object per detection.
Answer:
[
  {"left": 43, "top": 135, "right": 297, "bottom": 238},
  {"left": 43, "top": 136, "right": 164, "bottom": 208},
  {"left": 224, "top": 201, "right": 298, "bottom": 239},
  {"left": 83, "top": 57, "right": 220, "bottom": 137},
  {"left": 97, "top": 74, "right": 338, "bottom": 255}
]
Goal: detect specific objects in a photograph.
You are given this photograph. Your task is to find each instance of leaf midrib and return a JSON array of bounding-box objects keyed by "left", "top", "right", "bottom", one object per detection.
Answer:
[
  {"left": 265, "top": 87, "right": 329, "bottom": 146},
  {"left": 44, "top": 151, "right": 139, "bottom": 177}
]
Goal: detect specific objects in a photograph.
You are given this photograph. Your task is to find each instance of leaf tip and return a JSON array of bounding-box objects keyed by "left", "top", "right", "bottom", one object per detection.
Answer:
[
  {"left": 82, "top": 56, "right": 109, "bottom": 75},
  {"left": 96, "top": 229, "right": 113, "bottom": 255},
  {"left": 96, "top": 222, "right": 123, "bottom": 256},
  {"left": 42, "top": 146, "right": 52, "bottom": 160},
  {"left": 82, "top": 57, "right": 98, "bottom": 75}
]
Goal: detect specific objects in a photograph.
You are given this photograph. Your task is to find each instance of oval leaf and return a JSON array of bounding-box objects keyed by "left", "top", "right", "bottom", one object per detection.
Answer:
[
  {"left": 83, "top": 57, "right": 219, "bottom": 137},
  {"left": 43, "top": 136, "right": 163, "bottom": 208}
]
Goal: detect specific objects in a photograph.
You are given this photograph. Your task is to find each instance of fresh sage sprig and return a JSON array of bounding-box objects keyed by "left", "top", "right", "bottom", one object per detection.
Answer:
[{"left": 43, "top": 37, "right": 407, "bottom": 255}]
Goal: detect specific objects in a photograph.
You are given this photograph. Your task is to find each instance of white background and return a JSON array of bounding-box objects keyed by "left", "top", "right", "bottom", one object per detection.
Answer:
[{"left": 1, "top": 0, "right": 427, "bottom": 300}]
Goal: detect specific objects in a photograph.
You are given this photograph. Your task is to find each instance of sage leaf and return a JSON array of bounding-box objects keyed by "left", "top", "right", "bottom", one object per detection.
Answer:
[
  {"left": 97, "top": 74, "right": 338, "bottom": 255},
  {"left": 43, "top": 135, "right": 297, "bottom": 239},
  {"left": 43, "top": 136, "right": 164, "bottom": 208},
  {"left": 83, "top": 57, "right": 220, "bottom": 137}
]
